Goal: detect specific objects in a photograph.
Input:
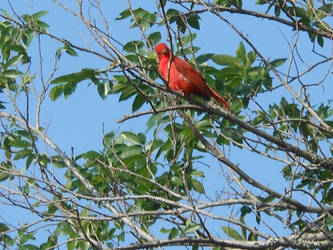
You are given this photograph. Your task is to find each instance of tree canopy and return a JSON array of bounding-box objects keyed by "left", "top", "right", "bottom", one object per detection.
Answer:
[{"left": 0, "top": 0, "right": 332, "bottom": 249}]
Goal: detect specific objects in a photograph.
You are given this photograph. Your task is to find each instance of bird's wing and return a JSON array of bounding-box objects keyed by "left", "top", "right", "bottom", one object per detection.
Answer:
[
  {"left": 173, "top": 57, "right": 230, "bottom": 110},
  {"left": 173, "top": 57, "right": 211, "bottom": 95}
]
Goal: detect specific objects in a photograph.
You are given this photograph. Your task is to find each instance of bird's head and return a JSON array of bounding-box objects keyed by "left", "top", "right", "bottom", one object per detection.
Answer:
[{"left": 155, "top": 43, "right": 170, "bottom": 60}]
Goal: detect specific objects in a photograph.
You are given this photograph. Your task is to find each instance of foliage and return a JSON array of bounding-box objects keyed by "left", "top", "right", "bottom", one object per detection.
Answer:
[{"left": 0, "top": 0, "right": 332, "bottom": 249}]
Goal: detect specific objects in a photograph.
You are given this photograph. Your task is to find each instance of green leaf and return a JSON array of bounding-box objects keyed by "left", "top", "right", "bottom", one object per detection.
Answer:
[
  {"left": 160, "top": 227, "right": 169, "bottom": 234},
  {"left": 166, "top": 8, "right": 179, "bottom": 23},
  {"left": 270, "top": 58, "right": 287, "bottom": 68},
  {"left": 25, "top": 154, "right": 33, "bottom": 169},
  {"left": 49, "top": 85, "right": 64, "bottom": 101},
  {"left": 36, "top": 20, "right": 49, "bottom": 31},
  {"left": 317, "top": 35, "right": 324, "bottom": 47},
  {"left": 126, "top": 8, "right": 156, "bottom": 30},
  {"left": 196, "top": 53, "right": 214, "bottom": 64},
  {"left": 4, "top": 54, "right": 23, "bottom": 68},
  {"left": 249, "top": 231, "right": 258, "bottom": 241},
  {"left": 233, "top": 0, "right": 242, "bottom": 8},
  {"left": 193, "top": 244, "right": 199, "bottom": 250},
  {"left": 40, "top": 236, "right": 57, "bottom": 250},
  {"left": 2, "top": 69, "right": 23, "bottom": 78},
  {"left": 19, "top": 244, "right": 38, "bottom": 250},
  {"left": 141, "top": 200, "right": 158, "bottom": 210},
  {"left": 97, "top": 81, "right": 111, "bottom": 99},
  {"left": 0, "top": 172, "right": 9, "bottom": 182},
  {"left": 14, "top": 149, "right": 32, "bottom": 160},
  {"left": 212, "top": 54, "right": 241, "bottom": 67},
  {"left": 123, "top": 40, "right": 144, "bottom": 52},
  {"left": 275, "top": 6, "right": 281, "bottom": 16},
  {"left": 184, "top": 224, "right": 200, "bottom": 234},
  {"left": 22, "top": 183, "right": 30, "bottom": 195},
  {"left": 0, "top": 9, "right": 11, "bottom": 19},
  {"left": 191, "top": 179, "right": 205, "bottom": 193},
  {"left": 132, "top": 94, "right": 146, "bottom": 112},
  {"left": 54, "top": 222, "right": 75, "bottom": 237},
  {"left": 8, "top": 136, "right": 30, "bottom": 148},
  {"left": 146, "top": 113, "right": 163, "bottom": 132},
  {"left": 236, "top": 42, "right": 246, "bottom": 62},
  {"left": 125, "top": 54, "right": 139, "bottom": 63},
  {"left": 176, "top": 16, "right": 186, "bottom": 33},
  {"left": 103, "top": 132, "right": 115, "bottom": 147},
  {"left": 256, "top": 0, "right": 267, "bottom": 4},
  {"left": 171, "top": 176, "right": 183, "bottom": 186},
  {"left": 256, "top": 212, "right": 261, "bottom": 224},
  {"left": 148, "top": 32, "right": 161, "bottom": 45},
  {"left": 0, "top": 101, "right": 5, "bottom": 109},
  {"left": 32, "top": 10, "right": 49, "bottom": 20},
  {"left": 190, "top": 170, "right": 205, "bottom": 178},
  {"left": 187, "top": 14, "right": 200, "bottom": 30},
  {"left": 222, "top": 226, "right": 243, "bottom": 240},
  {"left": 115, "top": 8, "right": 131, "bottom": 20},
  {"left": 119, "top": 85, "right": 136, "bottom": 101},
  {"left": 0, "top": 223, "right": 9, "bottom": 233},
  {"left": 22, "top": 14, "right": 32, "bottom": 23},
  {"left": 67, "top": 239, "right": 78, "bottom": 250},
  {"left": 119, "top": 145, "right": 142, "bottom": 158},
  {"left": 22, "top": 72, "right": 35, "bottom": 85},
  {"left": 77, "top": 241, "right": 89, "bottom": 250},
  {"left": 169, "top": 227, "right": 178, "bottom": 240},
  {"left": 51, "top": 68, "right": 96, "bottom": 84},
  {"left": 47, "top": 203, "right": 57, "bottom": 215},
  {"left": 64, "top": 44, "right": 78, "bottom": 56},
  {"left": 159, "top": 0, "right": 167, "bottom": 8},
  {"left": 246, "top": 51, "right": 256, "bottom": 66},
  {"left": 63, "top": 83, "right": 76, "bottom": 98}
]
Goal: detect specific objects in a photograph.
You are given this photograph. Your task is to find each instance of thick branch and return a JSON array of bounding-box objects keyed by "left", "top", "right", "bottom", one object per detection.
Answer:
[{"left": 113, "top": 234, "right": 333, "bottom": 249}]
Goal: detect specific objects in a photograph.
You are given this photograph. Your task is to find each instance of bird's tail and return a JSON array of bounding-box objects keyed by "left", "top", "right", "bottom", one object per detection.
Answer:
[{"left": 210, "top": 88, "right": 230, "bottom": 111}]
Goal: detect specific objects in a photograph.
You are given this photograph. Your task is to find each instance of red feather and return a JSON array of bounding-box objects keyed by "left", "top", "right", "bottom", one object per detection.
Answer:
[{"left": 155, "top": 43, "right": 230, "bottom": 110}]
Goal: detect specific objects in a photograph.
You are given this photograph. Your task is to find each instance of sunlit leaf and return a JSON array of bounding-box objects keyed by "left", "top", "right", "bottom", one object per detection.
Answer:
[
  {"left": 236, "top": 42, "right": 246, "bottom": 62},
  {"left": 184, "top": 224, "right": 200, "bottom": 234},
  {"left": 212, "top": 54, "right": 241, "bottom": 67},
  {"left": 4, "top": 54, "right": 23, "bottom": 68},
  {"left": 32, "top": 10, "right": 49, "bottom": 20},
  {"left": 2, "top": 69, "right": 23, "bottom": 78},
  {"left": 51, "top": 68, "right": 96, "bottom": 84},
  {"left": 119, "top": 131, "right": 143, "bottom": 145},
  {"left": 269, "top": 58, "right": 287, "bottom": 68}
]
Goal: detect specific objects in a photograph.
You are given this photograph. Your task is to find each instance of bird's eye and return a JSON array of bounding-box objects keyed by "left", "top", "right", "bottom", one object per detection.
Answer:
[{"left": 161, "top": 48, "right": 167, "bottom": 54}]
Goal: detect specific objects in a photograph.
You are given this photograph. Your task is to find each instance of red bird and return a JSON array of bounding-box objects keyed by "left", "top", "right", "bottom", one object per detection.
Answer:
[{"left": 155, "top": 43, "right": 230, "bottom": 110}]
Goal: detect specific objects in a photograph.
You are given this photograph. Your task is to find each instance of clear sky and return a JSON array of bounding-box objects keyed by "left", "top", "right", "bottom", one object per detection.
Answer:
[{"left": 1, "top": 0, "right": 332, "bottom": 247}]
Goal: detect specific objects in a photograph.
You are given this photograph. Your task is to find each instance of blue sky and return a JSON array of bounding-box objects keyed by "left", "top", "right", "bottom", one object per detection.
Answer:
[{"left": 1, "top": 0, "right": 332, "bottom": 247}]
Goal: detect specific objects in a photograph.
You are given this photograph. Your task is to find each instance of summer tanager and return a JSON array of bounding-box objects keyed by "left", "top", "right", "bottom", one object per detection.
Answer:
[{"left": 155, "top": 43, "right": 230, "bottom": 110}]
